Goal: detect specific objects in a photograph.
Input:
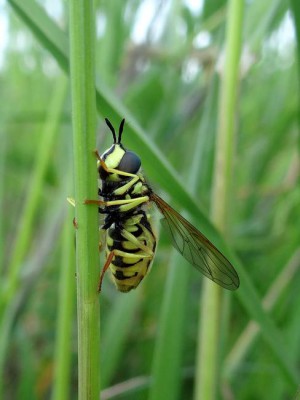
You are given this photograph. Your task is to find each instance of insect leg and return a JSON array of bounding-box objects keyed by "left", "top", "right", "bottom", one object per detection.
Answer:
[
  {"left": 98, "top": 250, "right": 115, "bottom": 292},
  {"left": 120, "top": 229, "right": 154, "bottom": 256},
  {"left": 98, "top": 249, "right": 152, "bottom": 292},
  {"left": 112, "top": 249, "right": 153, "bottom": 260},
  {"left": 113, "top": 175, "right": 140, "bottom": 196},
  {"left": 118, "top": 196, "right": 149, "bottom": 212},
  {"left": 94, "top": 155, "right": 138, "bottom": 179},
  {"left": 84, "top": 196, "right": 149, "bottom": 212},
  {"left": 93, "top": 149, "right": 102, "bottom": 161},
  {"left": 84, "top": 199, "right": 106, "bottom": 206}
]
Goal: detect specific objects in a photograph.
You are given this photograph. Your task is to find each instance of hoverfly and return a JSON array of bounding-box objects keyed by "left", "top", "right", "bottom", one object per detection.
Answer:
[{"left": 85, "top": 118, "right": 239, "bottom": 292}]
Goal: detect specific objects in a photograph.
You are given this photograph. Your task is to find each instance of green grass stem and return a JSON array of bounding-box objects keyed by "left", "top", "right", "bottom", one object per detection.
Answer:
[
  {"left": 194, "top": 0, "right": 244, "bottom": 398},
  {"left": 148, "top": 52, "right": 219, "bottom": 400},
  {"left": 101, "top": 291, "right": 141, "bottom": 389},
  {"left": 51, "top": 205, "right": 76, "bottom": 400},
  {"left": 69, "top": 0, "right": 100, "bottom": 398},
  {"left": 148, "top": 251, "right": 190, "bottom": 400}
]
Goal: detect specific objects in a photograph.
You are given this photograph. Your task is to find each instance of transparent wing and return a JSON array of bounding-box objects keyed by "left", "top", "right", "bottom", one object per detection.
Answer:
[{"left": 150, "top": 193, "right": 239, "bottom": 291}]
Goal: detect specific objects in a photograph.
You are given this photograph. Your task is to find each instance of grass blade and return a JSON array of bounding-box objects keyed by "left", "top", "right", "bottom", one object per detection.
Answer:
[
  {"left": 51, "top": 205, "right": 76, "bottom": 400},
  {"left": 195, "top": 0, "right": 244, "bottom": 398},
  {"left": 69, "top": 0, "right": 100, "bottom": 398},
  {"left": 148, "top": 252, "right": 190, "bottom": 400}
]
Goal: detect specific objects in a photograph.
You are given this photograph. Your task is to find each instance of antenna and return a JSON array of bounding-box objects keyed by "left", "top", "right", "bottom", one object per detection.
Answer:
[
  {"left": 118, "top": 119, "right": 125, "bottom": 143},
  {"left": 105, "top": 118, "right": 117, "bottom": 143}
]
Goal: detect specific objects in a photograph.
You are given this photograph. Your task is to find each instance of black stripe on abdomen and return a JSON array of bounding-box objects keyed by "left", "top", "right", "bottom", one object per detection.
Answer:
[
  {"left": 113, "top": 270, "right": 138, "bottom": 280},
  {"left": 112, "top": 255, "right": 141, "bottom": 267}
]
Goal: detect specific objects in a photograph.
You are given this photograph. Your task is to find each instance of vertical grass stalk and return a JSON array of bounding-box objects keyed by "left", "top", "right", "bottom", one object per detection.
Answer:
[
  {"left": 148, "top": 5, "right": 195, "bottom": 399},
  {"left": 148, "top": 93, "right": 217, "bottom": 400},
  {"left": 148, "top": 252, "right": 190, "bottom": 400},
  {"left": 69, "top": 1, "right": 100, "bottom": 398},
  {"left": 51, "top": 204, "right": 76, "bottom": 400},
  {"left": 194, "top": 0, "right": 244, "bottom": 398}
]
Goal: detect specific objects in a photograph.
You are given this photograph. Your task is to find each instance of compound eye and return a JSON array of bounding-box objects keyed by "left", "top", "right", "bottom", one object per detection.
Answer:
[{"left": 118, "top": 151, "right": 141, "bottom": 174}]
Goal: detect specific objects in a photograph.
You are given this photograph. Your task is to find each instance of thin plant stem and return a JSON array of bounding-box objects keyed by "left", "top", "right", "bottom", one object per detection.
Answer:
[
  {"left": 69, "top": 0, "right": 100, "bottom": 398},
  {"left": 148, "top": 250, "right": 190, "bottom": 400},
  {"left": 147, "top": 2, "right": 193, "bottom": 397},
  {"left": 51, "top": 205, "right": 76, "bottom": 400},
  {"left": 194, "top": 0, "right": 244, "bottom": 398}
]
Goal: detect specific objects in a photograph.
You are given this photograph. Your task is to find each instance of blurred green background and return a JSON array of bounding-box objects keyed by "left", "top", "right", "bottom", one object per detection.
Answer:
[{"left": 0, "top": 0, "right": 299, "bottom": 399}]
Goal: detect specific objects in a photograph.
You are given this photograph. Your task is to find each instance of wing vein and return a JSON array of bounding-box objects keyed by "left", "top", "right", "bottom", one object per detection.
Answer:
[{"left": 150, "top": 192, "right": 239, "bottom": 290}]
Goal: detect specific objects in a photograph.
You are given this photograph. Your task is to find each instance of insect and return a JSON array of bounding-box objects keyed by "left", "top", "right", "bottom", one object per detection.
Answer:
[{"left": 85, "top": 118, "right": 240, "bottom": 293}]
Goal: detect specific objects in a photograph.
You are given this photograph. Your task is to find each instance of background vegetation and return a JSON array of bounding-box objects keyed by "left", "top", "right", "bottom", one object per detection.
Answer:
[{"left": 0, "top": 0, "right": 299, "bottom": 399}]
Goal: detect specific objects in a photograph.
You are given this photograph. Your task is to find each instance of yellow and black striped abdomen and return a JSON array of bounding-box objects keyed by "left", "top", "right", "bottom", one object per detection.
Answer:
[{"left": 106, "top": 212, "right": 156, "bottom": 292}]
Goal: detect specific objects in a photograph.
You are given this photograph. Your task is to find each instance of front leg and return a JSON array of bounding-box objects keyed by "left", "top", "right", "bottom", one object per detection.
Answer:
[
  {"left": 84, "top": 196, "right": 149, "bottom": 212},
  {"left": 95, "top": 150, "right": 142, "bottom": 197},
  {"left": 94, "top": 150, "right": 137, "bottom": 179}
]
